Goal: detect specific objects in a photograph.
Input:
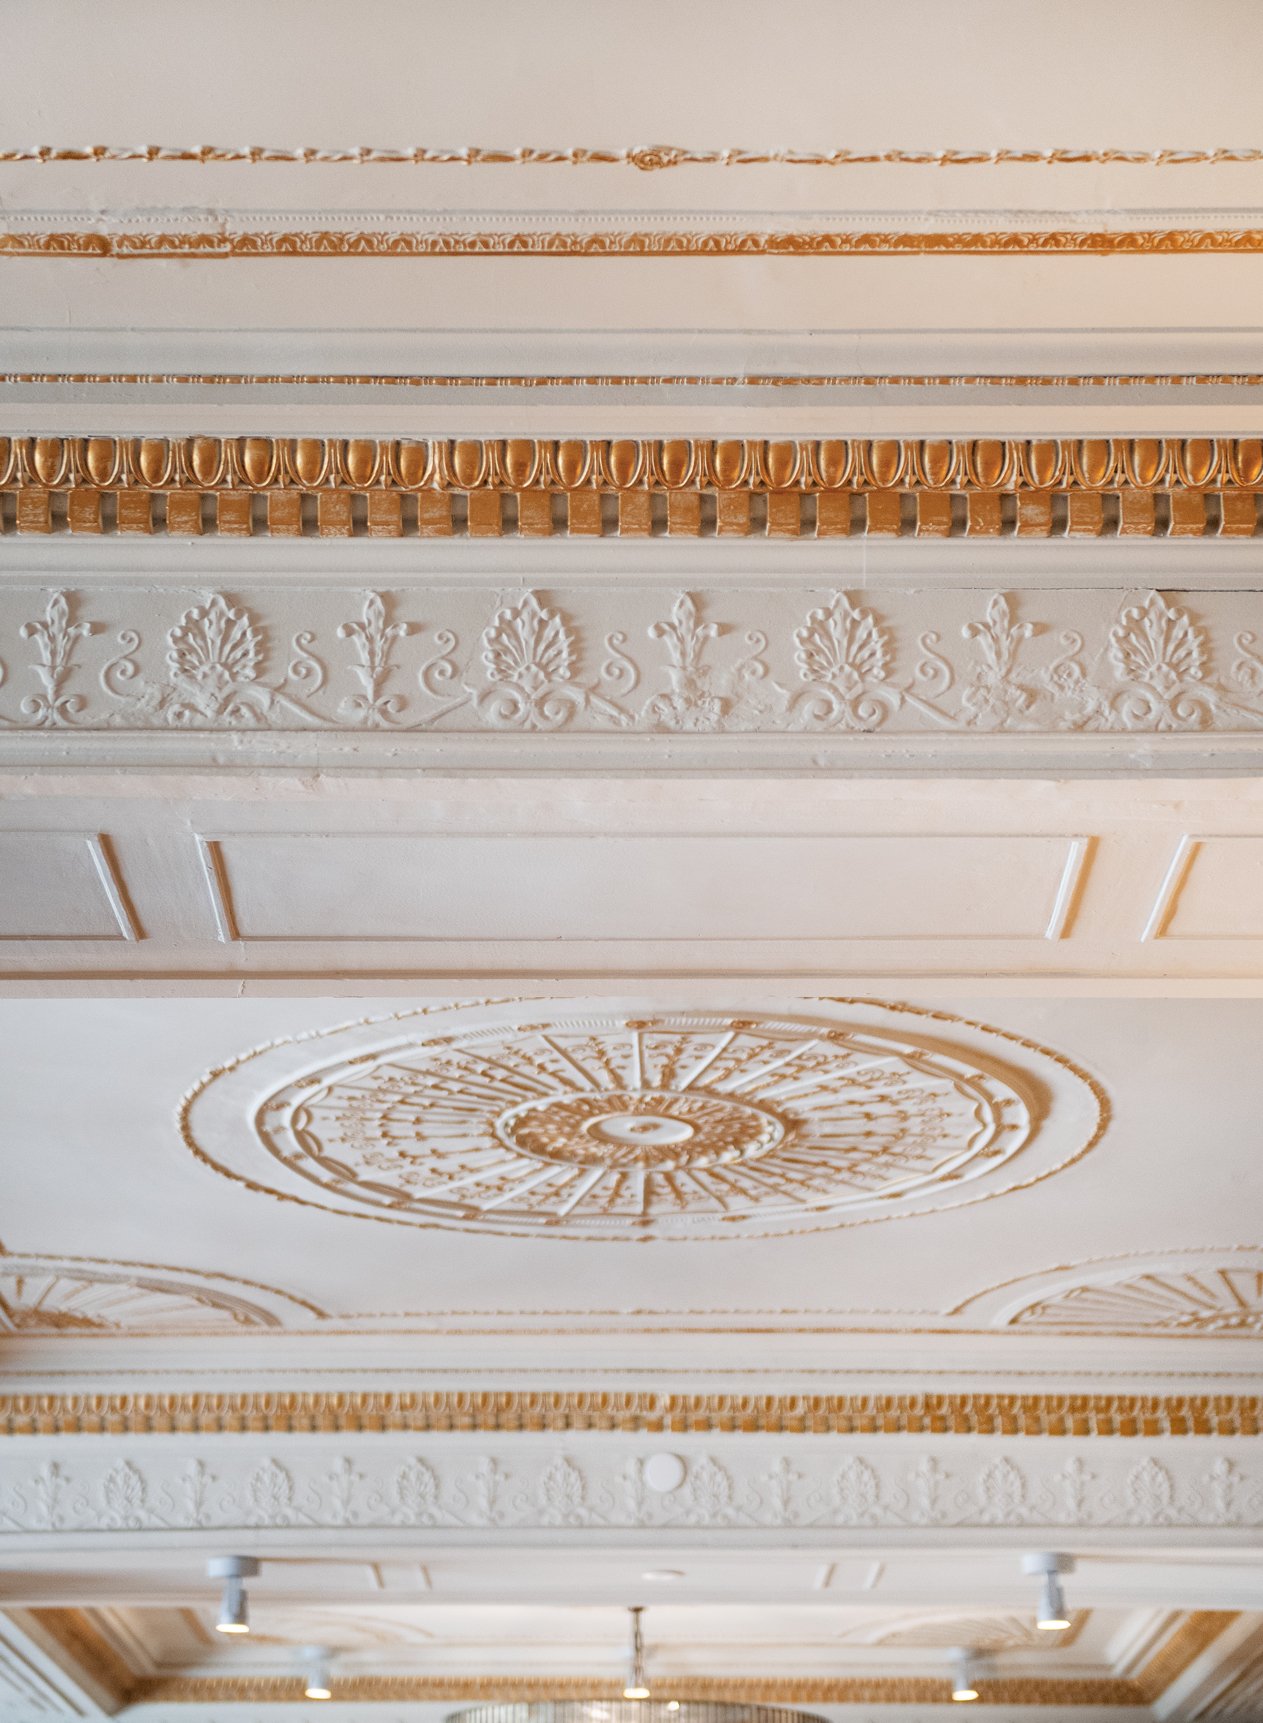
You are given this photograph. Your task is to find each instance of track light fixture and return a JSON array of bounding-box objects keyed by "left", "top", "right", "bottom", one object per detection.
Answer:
[
  {"left": 623, "top": 1605, "right": 651, "bottom": 1699},
  {"left": 302, "top": 1645, "right": 333, "bottom": 1700},
  {"left": 1023, "top": 1551, "right": 1075, "bottom": 1630},
  {"left": 207, "top": 1555, "right": 259, "bottom": 1634},
  {"left": 949, "top": 1649, "right": 980, "bottom": 1702}
]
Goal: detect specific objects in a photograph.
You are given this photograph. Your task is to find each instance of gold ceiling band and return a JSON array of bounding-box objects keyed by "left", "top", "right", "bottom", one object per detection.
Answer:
[
  {"left": 131, "top": 1673, "right": 1151, "bottom": 1707},
  {"left": 27, "top": 1610, "right": 137, "bottom": 1707},
  {"left": 4, "top": 228, "right": 1263, "bottom": 257},
  {"left": 3, "top": 435, "right": 1259, "bottom": 539},
  {"left": 1132, "top": 1612, "right": 1242, "bottom": 1702},
  {"left": 3, "top": 145, "right": 1260, "bottom": 167},
  {"left": 1, "top": 1391, "right": 1257, "bottom": 1438},
  {"left": 6, "top": 372, "right": 1263, "bottom": 389}
]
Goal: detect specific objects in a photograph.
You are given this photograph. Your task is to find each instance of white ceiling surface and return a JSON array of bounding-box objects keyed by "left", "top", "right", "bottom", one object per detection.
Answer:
[
  {"left": 4, "top": 0, "right": 1263, "bottom": 411},
  {"left": 0, "top": 992, "right": 1258, "bottom": 1389},
  {"left": 9, "top": 0, "right": 1256, "bottom": 140}
]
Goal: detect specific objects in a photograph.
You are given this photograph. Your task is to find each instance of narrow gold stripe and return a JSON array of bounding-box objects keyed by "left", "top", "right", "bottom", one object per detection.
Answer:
[
  {"left": 134, "top": 1673, "right": 1149, "bottom": 1706},
  {"left": 4, "top": 228, "right": 1263, "bottom": 258},
  {"left": 5, "top": 372, "right": 1263, "bottom": 389}
]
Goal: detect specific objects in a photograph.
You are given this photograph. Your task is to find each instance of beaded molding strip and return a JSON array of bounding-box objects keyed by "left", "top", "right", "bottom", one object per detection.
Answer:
[
  {"left": 5, "top": 145, "right": 1262, "bottom": 167},
  {"left": 2, "top": 436, "right": 1260, "bottom": 539}
]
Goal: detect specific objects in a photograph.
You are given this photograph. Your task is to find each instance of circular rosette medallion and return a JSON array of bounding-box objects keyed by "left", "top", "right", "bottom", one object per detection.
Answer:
[{"left": 182, "top": 1001, "right": 1102, "bottom": 1240}]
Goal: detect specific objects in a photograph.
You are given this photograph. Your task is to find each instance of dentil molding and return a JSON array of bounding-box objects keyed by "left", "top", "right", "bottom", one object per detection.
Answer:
[{"left": 2, "top": 435, "right": 1260, "bottom": 538}]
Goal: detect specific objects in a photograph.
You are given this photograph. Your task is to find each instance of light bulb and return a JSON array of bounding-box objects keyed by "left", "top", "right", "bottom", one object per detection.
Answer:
[
  {"left": 304, "top": 1683, "right": 332, "bottom": 1701},
  {"left": 666, "top": 1703, "right": 680, "bottom": 1713},
  {"left": 623, "top": 1686, "right": 651, "bottom": 1700}
]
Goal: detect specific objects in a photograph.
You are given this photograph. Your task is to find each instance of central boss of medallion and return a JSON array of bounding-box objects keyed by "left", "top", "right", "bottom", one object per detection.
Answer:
[{"left": 493, "top": 1088, "right": 788, "bottom": 1170}]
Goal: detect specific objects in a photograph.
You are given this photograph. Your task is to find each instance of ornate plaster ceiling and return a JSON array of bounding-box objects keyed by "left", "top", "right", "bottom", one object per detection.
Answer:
[
  {"left": 182, "top": 1000, "right": 1099, "bottom": 1241},
  {"left": 4, "top": 2, "right": 1263, "bottom": 1716}
]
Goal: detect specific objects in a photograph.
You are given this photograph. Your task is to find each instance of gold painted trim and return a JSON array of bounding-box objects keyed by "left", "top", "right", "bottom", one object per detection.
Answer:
[
  {"left": 6, "top": 227, "right": 1263, "bottom": 257},
  {"left": 7, "top": 433, "right": 1255, "bottom": 489},
  {"left": 4, "top": 145, "right": 1261, "bottom": 168},
  {"left": 1134, "top": 1611, "right": 1240, "bottom": 1702},
  {"left": 3, "top": 434, "right": 1259, "bottom": 539},
  {"left": 1, "top": 1390, "right": 1257, "bottom": 1437},
  {"left": 27, "top": 1609, "right": 135, "bottom": 1706},
  {"left": 133, "top": 1673, "right": 1149, "bottom": 1707},
  {"left": 7, "top": 372, "right": 1263, "bottom": 389}
]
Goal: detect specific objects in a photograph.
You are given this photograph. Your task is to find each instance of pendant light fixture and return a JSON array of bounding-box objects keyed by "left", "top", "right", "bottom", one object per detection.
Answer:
[
  {"left": 302, "top": 1645, "right": 334, "bottom": 1700},
  {"left": 623, "top": 1605, "right": 651, "bottom": 1699},
  {"left": 1023, "top": 1551, "right": 1075, "bottom": 1630},
  {"left": 949, "top": 1649, "right": 980, "bottom": 1702},
  {"left": 207, "top": 1555, "right": 259, "bottom": 1634}
]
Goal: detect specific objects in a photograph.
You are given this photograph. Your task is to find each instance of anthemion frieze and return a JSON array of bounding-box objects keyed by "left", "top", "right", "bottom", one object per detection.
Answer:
[{"left": 1, "top": 581, "right": 1262, "bottom": 746}]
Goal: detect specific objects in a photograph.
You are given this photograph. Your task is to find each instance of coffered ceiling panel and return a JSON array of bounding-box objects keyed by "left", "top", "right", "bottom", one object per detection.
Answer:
[{"left": 0, "top": 992, "right": 1256, "bottom": 1387}]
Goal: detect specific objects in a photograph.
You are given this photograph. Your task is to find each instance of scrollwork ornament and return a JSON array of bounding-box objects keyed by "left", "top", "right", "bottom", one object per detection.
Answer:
[
  {"left": 102, "top": 592, "right": 330, "bottom": 727},
  {"left": 16, "top": 589, "right": 96, "bottom": 727},
  {"left": 6, "top": 579, "right": 1263, "bottom": 741},
  {"left": 959, "top": 593, "right": 1039, "bottom": 727},
  {"left": 790, "top": 591, "right": 897, "bottom": 730},
  {"left": 640, "top": 592, "right": 788, "bottom": 731},
  {"left": 470, "top": 591, "right": 629, "bottom": 730},
  {"left": 338, "top": 590, "right": 415, "bottom": 725}
]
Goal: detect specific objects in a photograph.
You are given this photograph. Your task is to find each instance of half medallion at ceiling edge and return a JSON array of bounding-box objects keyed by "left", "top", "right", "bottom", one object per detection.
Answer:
[{"left": 180, "top": 1000, "right": 1104, "bottom": 1241}]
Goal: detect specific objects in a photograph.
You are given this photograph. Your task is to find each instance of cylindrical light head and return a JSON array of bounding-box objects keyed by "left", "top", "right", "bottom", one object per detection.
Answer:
[
  {"left": 950, "top": 1650, "right": 980, "bottom": 1702},
  {"left": 207, "top": 1556, "right": 259, "bottom": 1636},
  {"left": 1036, "top": 1570, "right": 1071, "bottom": 1631},
  {"left": 1022, "top": 1551, "right": 1074, "bottom": 1631},
  {"left": 216, "top": 1575, "right": 249, "bottom": 1634},
  {"left": 302, "top": 1646, "right": 333, "bottom": 1700}
]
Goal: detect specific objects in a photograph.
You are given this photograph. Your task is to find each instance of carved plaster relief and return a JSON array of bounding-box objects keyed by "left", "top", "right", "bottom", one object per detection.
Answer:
[
  {"left": 0, "top": 1439, "right": 1259, "bottom": 1536},
  {"left": 0, "top": 1251, "right": 322, "bottom": 1333},
  {"left": 856, "top": 1609, "right": 1084, "bottom": 1650},
  {"left": 181, "top": 1000, "right": 1101, "bottom": 1241},
  {"left": 974, "top": 1255, "right": 1263, "bottom": 1337},
  {"left": 2, "top": 586, "right": 1263, "bottom": 739}
]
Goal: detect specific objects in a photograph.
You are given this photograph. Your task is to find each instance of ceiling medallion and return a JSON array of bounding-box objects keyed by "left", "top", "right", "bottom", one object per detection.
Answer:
[{"left": 182, "top": 1002, "right": 1101, "bottom": 1241}]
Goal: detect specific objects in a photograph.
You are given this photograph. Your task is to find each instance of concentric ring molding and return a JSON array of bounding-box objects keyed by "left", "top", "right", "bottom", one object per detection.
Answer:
[{"left": 180, "top": 1000, "right": 1104, "bottom": 1241}]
